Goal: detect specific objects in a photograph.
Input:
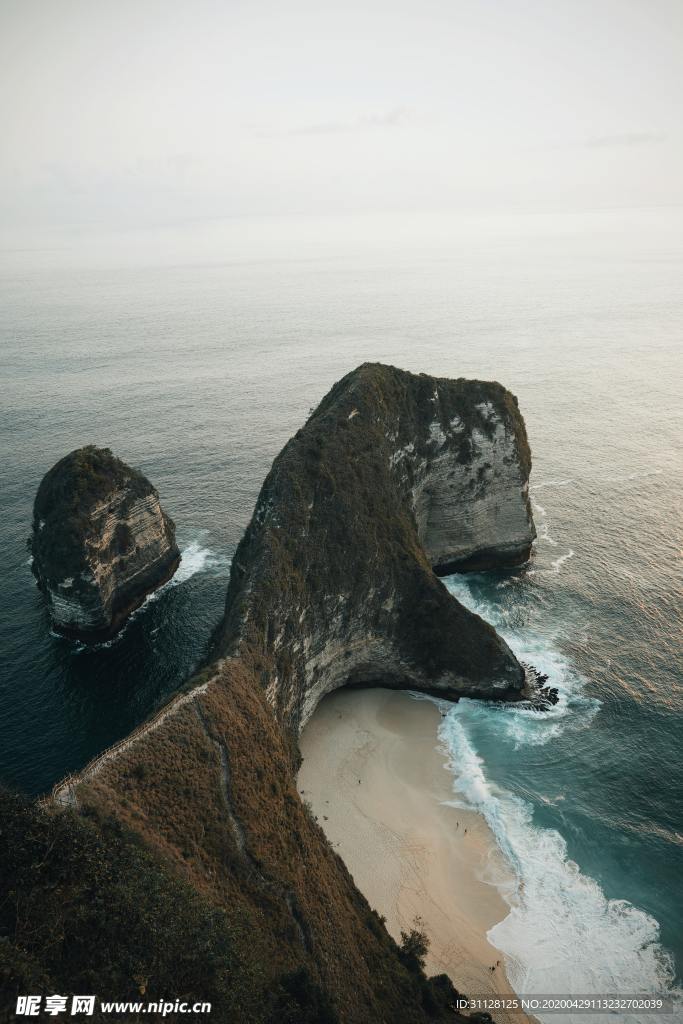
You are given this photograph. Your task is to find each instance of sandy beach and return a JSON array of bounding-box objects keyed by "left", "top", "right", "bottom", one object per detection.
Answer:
[{"left": 298, "top": 687, "right": 530, "bottom": 1024}]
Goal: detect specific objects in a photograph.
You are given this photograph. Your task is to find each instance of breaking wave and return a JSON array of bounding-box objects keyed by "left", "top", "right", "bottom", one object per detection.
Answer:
[
  {"left": 438, "top": 576, "right": 677, "bottom": 1022},
  {"left": 445, "top": 575, "right": 599, "bottom": 747},
  {"left": 440, "top": 712, "right": 675, "bottom": 1022}
]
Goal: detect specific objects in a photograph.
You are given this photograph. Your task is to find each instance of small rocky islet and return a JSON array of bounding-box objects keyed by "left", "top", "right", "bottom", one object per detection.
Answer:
[{"left": 30, "top": 445, "right": 180, "bottom": 642}]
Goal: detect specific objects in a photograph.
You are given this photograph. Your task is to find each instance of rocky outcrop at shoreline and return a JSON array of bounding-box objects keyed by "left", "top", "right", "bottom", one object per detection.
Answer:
[
  {"left": 30, "top": 446, "right": 180, "bottom": 642},
  {"left": 218, "top": 363, "right": 538, "bottom": 730}
]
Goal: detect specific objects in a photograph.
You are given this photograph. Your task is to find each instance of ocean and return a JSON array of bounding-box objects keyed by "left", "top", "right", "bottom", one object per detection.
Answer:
[{"left": 1, "top": 207, "right": 681, "bottom": 1011}]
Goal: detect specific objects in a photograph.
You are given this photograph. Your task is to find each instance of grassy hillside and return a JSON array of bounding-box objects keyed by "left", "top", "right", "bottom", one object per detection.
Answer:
[{"left": 1, "top": 663, "right": 466, "bottom": 1022}]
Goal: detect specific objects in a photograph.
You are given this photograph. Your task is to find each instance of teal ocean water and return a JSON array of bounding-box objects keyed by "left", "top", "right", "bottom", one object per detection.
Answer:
[{"left": 1, "top": 208, "right": 681, "bottom": 1011}]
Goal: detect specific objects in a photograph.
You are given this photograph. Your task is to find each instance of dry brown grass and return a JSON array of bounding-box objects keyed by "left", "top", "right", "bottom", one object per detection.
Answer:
[{"left": 77, "top": 661, "right": 451, "bottom": 1023}]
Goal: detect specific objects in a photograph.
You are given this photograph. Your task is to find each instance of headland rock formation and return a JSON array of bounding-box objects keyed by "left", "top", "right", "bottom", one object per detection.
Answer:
[
  {"left": 6, "top": 366, "right": 543, "bottom": 1023},
  {"left": 30, "top": 446, "right": 180, "bottom": 642},
  {"left": 219, "top": 363, "right": 537, "bottom": 730}
]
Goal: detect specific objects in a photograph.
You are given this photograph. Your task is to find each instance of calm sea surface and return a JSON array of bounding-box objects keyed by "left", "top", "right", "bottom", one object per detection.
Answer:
[{"left": 1, "top": 208, "right": 681, "bottom": 1011}]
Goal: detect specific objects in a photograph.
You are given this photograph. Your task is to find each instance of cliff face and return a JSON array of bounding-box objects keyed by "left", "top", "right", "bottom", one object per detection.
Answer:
[
  {"left": 412, "top": 395, "right": 534, "bottom": 574},
  {"left": 8, "top": 366, "right": 542, "bottom": 1023},
  {"left": 218, "top": 363, "right": 536, "bottom": 732},
  {"left": 30, "top": 446, "right": 180, "bottom": 642}
]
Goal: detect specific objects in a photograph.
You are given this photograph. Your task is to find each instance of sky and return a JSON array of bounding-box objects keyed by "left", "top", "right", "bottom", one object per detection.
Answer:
[{"left": 1, "top": 0, "right": 682, "bottom": 237}]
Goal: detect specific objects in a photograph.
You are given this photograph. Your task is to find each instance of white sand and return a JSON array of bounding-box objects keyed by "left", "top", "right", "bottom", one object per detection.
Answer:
[{"left": 298, "top": 687, "right": 531, "bottom": 1024}]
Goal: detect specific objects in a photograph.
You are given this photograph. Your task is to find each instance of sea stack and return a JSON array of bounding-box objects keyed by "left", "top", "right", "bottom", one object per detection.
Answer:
[
  {"left": 30, "top": 446, "right": 180, "bottom": 642},
  {"left": 218, "top": 362, "right": 537, "bottom": 730}
]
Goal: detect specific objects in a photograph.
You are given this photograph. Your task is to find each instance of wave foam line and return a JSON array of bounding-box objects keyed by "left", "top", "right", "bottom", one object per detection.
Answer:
[
  {"left": 445, "top": 575, "right": 599, "bottom": 747},
  {"left": 440, "top": 574, "right": 677, "bottom": 1020},
  {"left": 439, "top": 712, "right": 676, "bottom": 1022},
  {"left": 551, "top": 549, "right": 574, "bottom": 573},
  {"left": 531, "top": 499, "right": 558, "bottom": 547}
]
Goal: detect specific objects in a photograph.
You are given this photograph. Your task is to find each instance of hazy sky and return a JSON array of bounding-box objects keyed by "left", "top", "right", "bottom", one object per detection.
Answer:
[{"left": 1, "top": 0, "right": 682, "bottom": 233}]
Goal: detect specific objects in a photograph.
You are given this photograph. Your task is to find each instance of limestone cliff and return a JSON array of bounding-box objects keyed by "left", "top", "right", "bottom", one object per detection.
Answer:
[
  {"left": 30, "top": 446, "right": 180, "bottom": 641},
  {"left": 7, "top": 366, "right": 545, "bottom": 1023},
  {"left": 218, "top": 363, "right": 536, "bottom": 731}
]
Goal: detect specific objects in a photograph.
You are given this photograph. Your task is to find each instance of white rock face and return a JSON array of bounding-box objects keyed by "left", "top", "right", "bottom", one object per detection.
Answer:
[
  {"left": 411, "top": 416, "right": 535, "bottom": 573},
  {"left": 44, "top": 491, "right": 179, "bottom": 633}
]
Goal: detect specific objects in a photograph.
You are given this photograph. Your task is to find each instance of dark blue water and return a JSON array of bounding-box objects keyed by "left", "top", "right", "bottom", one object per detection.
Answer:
[{"left": 1, "top": 208, "right": 680, "bottom": 1004}]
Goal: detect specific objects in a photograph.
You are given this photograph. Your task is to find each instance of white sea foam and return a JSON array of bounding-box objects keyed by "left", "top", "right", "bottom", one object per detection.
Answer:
[
  {"left": 529, "top": 487, "right": 575, "bottom": 570},
  {"left": 72, "top": 539, "right": 230, "bottom": 651},
  {"left": 440, "top": 576, "right": 677, "bottom": 1022},
  {"left": 551, "top": 548, "right": 575, "bottom": 573},
  {"left": 445, "top": 575, "right": 599, "bottom": 747},
  {"left": 173, "top": 539, "right": 231, "bottom": 584},
  {"left": 439, "top": 712, "right": 676, "bottom": 1023},
  {"left": 123, "top": 538, "right": 231, "bottom": 622},
  {"left": 531, "top": 498, "right": 558, "bottom": 547}
]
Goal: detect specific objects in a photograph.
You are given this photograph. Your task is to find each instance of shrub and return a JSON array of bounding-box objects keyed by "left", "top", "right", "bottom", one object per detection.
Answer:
[{"left": 399, "top": 922, "right": 430, "bottom": 973}]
